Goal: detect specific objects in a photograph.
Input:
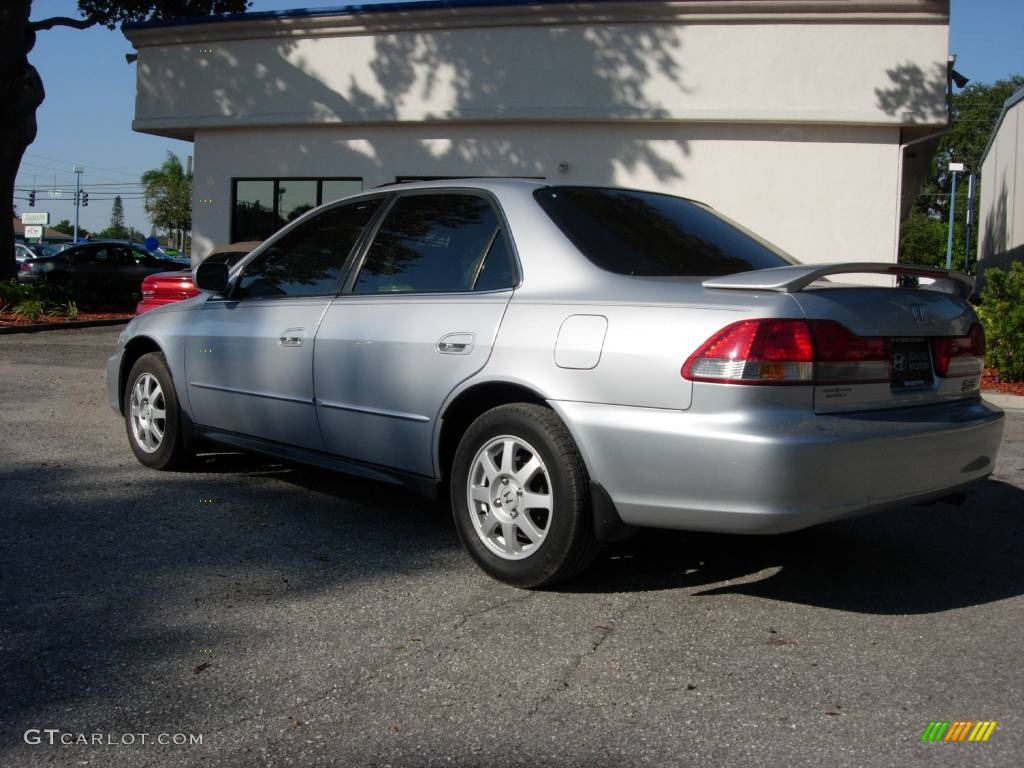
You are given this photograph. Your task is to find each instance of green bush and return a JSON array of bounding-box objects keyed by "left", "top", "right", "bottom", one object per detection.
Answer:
[
  {"left": 0, "top": 279, "right": 36, "bottom": 308},
  {"left": 977, "top": 262, "right": 1024, "bottom": 381},
  {"left": 11, "top": 298, "right": 53, "bottom": 323},
  {"left": 0, "top": 279, "right": 67, "bottom": 312}
]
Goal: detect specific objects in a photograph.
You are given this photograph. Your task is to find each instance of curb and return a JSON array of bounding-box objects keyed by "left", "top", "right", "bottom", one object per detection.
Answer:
[{"left": 0, "top": 318, "right": 131, "bottom": 335}]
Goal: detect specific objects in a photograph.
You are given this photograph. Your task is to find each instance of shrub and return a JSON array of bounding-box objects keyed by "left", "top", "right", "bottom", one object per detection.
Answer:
[
  {"left": 0, "top": 279, "right": 68, "bottom": 313},
  {"left": 11, "top": 298, "right": 52, "bottom": 323},
  {"left": 977, "top": 262, "right": 1024, "bottom": 381},
  {"left": 0, "top": 279, "right": 35, "bottom": 308},
  {"left": 63, "top": 300, "right": 80, "bottom": 320}
]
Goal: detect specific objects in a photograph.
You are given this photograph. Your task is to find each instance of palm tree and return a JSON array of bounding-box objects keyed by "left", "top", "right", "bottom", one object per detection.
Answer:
[{"left": 142, "top": 152, "right": 192, "bottom": 251}]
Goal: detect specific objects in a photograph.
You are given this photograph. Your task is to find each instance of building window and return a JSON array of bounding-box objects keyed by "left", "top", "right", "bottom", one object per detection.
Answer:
[{"left": 231, "top": 177, "right": 362, "bottom": 243}]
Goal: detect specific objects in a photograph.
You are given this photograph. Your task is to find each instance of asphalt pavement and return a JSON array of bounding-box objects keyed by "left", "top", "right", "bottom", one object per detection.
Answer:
[{"left": 1, "top": 326, "right": 1022, "bottom": 767}]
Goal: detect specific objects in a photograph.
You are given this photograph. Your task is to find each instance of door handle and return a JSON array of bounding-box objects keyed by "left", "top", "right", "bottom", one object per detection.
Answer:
[
  {"left": 279, "top": 328, "right": 305, "bottom": 347},
  {"left": 437, "top": 332, "right": 475, "bottom": 355}
]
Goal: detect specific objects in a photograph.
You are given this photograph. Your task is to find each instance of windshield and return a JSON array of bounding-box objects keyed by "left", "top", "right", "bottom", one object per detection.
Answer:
[{"left": 534, "top": 187, "right": 798, "bottom": 277}]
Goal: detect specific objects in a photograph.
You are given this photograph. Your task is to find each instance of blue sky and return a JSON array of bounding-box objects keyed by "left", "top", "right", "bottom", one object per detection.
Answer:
[{"left": 17, "top": 0, "right": 1024, "bottom": 234}]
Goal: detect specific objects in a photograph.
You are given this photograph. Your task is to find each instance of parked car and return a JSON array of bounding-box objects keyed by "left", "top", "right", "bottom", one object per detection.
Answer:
[
  {"left": 19, "top": 241, "right": 186, "bottom": 307},
  {"left": 15, "top": 243, "right": 36, "bottom": 263},
  {"left": 106, "top": 180, "right": 1005, "bottom": 587},
  {"left": 136, "top": 242, "right": 262, "bottom": 314}
]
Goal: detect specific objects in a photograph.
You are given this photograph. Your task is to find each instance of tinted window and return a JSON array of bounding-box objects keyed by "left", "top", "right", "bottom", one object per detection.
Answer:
[
  {"left": 109, "top": 246, "right": 137, "bottom": 266},
  {"left": 534, "top": 187, "right": 798, "bottom": 277},
  {"left": 233, "top": 180, "right": 276, "bottom": 242},
  {"left": 322, "top": 179, "right": 363, "bottom": 204},
  {"left": 130, "top": 247, "right": 157, "bottom": 265},
  {"left": 473, "top": 229, "right": 517, "bottom": 291},
  {"left": 277, "top": 180, "right": 317, "bottom": 228},
  {"left": 235, "top": 198, "right": 383, "bottom": 299},
  {"left": 354, "top": 194, "right": 498, "bottom": 294}
]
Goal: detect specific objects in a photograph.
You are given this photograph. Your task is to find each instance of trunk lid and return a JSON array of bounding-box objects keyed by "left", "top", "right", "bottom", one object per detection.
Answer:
[
  {"left": 790, "top": 285, "right": 981, "bottom": 413},
  {"left": 702, "top": 264, "right": 983, "bottom": 413}
]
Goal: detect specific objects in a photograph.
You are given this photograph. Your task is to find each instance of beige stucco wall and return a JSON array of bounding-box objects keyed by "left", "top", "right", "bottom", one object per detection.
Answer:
[
  {"left": 192, "top": 122, "right": 901, "bottom": 264},
  {"left": 131, "top": 16, "right": 949, "bottom": 134},
  {"left": 123, "top": 0, "right": 948, "bottom": 267},
  {"left": 978, "top": 96, "right": 1023, "bottom": 272}
]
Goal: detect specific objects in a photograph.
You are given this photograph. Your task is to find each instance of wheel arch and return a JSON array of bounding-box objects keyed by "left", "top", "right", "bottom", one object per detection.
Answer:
[
  {"left": 435, "top": 380, "right": 636, "bottom": 544},
  {"left": 435, "top": 380, "right": 548, "bottom": 486},
  {"left": 118, "top": 335, "right": 164, "bottom": 414}
]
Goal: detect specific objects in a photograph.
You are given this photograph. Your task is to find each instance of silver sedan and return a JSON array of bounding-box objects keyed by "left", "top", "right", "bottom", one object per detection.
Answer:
[{"left": 106, "top": 180, "right": 1005, "bottom": 587}]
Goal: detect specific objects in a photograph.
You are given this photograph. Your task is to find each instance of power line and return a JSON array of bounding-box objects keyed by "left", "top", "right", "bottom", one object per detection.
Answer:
[{"left": 24, "top": 151, "right": 148, "bottom": 179}]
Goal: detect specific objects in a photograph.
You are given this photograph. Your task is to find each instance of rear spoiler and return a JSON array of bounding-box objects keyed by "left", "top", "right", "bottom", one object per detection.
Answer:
[{"left": 703, "top": 263, "right": 973, "bottom": 299}]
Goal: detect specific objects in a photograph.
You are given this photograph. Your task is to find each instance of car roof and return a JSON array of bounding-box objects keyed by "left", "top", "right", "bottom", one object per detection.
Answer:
[{"left": 372, "top": 177, "right": 550, "bottom": 195}]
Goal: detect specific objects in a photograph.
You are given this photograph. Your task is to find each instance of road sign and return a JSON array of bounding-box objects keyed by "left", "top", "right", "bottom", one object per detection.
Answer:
[
  {"left": 21, "top": 212, "right": 49, "bottom": 225},
  {"left": 24, "top": 225, "right": 44, "bottom": 239}
]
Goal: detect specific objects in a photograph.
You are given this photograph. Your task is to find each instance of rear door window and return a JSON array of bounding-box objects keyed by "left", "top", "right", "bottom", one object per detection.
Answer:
[
  {"left": 534, "top": 187, "right": 798, "bottom": 276},
  {"left": 353, "top": 194, "right": 500, "bottom": 294}
]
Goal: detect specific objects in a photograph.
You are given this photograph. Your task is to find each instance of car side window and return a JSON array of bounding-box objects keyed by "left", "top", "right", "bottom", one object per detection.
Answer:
[
  {"left": 84, "top": 247, "right": 108, "bottom": 264},
  {"left": 235, "top": 198, "right": 384, "bottom": 299},
  {"left": 109, "top": 246, "right": 136, "bottom": 266},
  {"left": 353, "top": 193, "right": 499, "bottom": 295},
  {"left": 131, "top": 247, "right": 157, "bottom": 265},
  {"left": 472, "top": 228, "right": 517, "bottom": 291}
]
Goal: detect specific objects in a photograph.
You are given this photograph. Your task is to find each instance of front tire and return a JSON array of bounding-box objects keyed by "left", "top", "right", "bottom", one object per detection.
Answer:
[
  {"left": 451, "top": 404, "right": 599, "bottom": 588},
  {"left": 123, "top": 352, "right": 190, "bottom": 470}
]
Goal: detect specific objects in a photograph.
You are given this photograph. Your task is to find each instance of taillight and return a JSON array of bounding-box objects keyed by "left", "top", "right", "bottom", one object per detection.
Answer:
[
  {"left": 19, "top": 263, "right": 31, "bottom": 273},
  {"left": 931, "top": 323, "right": 985, "bottom": 378},
  {"left": 681, "top": 319, "right": 813, "bottom": 384},
  {"left": 810, "top": 321, "right": 890, "bottom": 384},
  {"left": 140, "top": 278, "right": 157, "bottom": 298},
  {"left": 684, "top": 319, "right": 987, "bottom": 386}
]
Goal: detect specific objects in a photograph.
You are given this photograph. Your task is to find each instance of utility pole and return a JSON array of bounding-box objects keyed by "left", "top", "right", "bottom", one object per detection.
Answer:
[
  {"left": 964, "top": 172, "right": 976, "bottom": 272},
  {"left": 73, "top": 165, "right": 84, "bottom": 242},
  {"left": 185, "top": 154, "right": 193, "bottom": 253},
  {"left": 945, "top": 162, "right": 964, "bottom": 271}
]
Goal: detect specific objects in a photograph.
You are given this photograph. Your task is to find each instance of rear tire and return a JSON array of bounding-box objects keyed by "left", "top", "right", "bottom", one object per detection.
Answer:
[
  {"left": 451, "top": 403, "right": 599, "bottom": 588},
  {"left": 123, "top": 352, "right": 190, "bottom": 470}
]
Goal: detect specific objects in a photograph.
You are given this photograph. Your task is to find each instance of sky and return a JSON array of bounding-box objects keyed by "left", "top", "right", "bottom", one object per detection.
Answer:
[{"left": 16, "top": 0, "right": 1024, "bottom": 236}]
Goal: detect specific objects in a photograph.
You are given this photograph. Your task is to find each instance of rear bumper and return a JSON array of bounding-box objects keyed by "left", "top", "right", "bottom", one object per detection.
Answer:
[{"left": 551, "top": 397, "right": 1005, "bottom": 534}]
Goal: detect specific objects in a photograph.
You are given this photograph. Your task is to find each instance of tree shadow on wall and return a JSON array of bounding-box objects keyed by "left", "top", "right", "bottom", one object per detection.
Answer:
[
  {"left": 875, "top": 61, "right": 947, "bottom": 123},
  {"left": 142, "top": 17, "right": 693, "bottom": 185}
]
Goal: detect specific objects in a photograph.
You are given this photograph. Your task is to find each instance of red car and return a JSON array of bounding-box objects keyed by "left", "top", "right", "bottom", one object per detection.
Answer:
[{"left": 136, "top": 242, "right": 260, "bottom": 314}]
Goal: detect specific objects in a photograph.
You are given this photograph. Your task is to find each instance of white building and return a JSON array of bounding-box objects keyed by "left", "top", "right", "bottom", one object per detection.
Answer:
[
  {"left": 123, "top": 0, "right": 952, "bottom": 263},
  {"left": 977, "top": 86, "right": 1024, "bottom": 278}
]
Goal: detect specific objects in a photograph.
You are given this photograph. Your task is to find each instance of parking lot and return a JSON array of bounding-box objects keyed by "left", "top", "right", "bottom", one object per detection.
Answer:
[{"left": 1, "top": 325, "right": 1022, "bottom": 767}]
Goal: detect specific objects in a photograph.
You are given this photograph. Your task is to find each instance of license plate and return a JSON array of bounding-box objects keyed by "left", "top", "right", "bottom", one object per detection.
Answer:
[{"left": 890, "top": 337, "right": 933, "bottom": 390}]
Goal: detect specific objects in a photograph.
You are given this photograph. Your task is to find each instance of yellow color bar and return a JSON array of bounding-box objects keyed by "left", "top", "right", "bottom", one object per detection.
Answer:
[{"left": 980, "top": 721, "right": 997, "bottom": 742}]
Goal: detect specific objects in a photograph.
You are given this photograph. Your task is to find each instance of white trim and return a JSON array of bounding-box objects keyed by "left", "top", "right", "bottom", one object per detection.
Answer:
[{"left": 125, "top": 0, "right": 949, "bottom": 46}]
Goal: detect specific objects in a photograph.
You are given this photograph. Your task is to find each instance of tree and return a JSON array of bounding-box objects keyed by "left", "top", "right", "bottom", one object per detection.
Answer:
[
  {"left": 1, "top": 1, "right": 249, "bottom": 280},
  {"left": 900, "top": 76, "right": 1024, "bottom": 271},
  {"left": 96, "top": 194, "right": 129, "bottom": 239},
  {"left": 142, "top": 152, "right": 192, "bottom": 250},
  {"left": 52, "top": 218, "right": 74, "bottom": 235}
]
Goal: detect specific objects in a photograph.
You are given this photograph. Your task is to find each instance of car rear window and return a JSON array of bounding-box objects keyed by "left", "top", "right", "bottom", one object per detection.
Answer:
[{"left": 534, "top": 187, "right": 798, "bottom": 277}]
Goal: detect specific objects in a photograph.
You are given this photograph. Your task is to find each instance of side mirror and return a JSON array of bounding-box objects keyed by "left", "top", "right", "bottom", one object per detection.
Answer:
[{"left": 195, "top": 260, "right": 229, "bottom": 294}]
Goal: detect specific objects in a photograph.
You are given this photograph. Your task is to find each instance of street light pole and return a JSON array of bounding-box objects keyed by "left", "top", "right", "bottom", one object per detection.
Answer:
[
  {"left": 945, "top": 162, "right": 964, "bottom": 271},
  {"left": 73, "top": 165, "right": 84, "bottom": 243},
  {"left": 964, "top": 172, "right": 976, "bottom": 272}
]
